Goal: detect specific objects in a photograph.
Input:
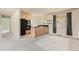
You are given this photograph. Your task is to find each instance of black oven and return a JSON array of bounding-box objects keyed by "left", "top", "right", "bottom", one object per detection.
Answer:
[{"left": 25, "top": 20, "right": 31, "bottom": 30}]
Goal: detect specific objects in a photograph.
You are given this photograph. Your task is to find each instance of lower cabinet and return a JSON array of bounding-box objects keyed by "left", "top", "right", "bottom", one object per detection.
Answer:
[{"left": 35, "top": 26, "right": 49, "bottom": 37}]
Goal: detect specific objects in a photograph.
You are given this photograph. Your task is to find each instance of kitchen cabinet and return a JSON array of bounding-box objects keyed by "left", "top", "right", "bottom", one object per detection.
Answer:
[
  {"left": 31, "top": 25, "right": 49, "bottom": 38},
  {"left": 21, "top": 11, "right": 32, "bottom": 20}
]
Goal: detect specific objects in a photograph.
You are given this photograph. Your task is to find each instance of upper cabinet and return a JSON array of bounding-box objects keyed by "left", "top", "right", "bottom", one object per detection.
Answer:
[{"left": 21, "top": 11, "right": 32, "bottom": 20}]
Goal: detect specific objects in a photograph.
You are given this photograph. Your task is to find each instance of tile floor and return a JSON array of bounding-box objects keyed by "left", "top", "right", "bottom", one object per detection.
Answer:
[
  {"left": 35, "top": 34, "right": 79, "bottom": 51},
  {"left": 1, "top": 33, "right": 79, "bottom": 51},
  {"left": 0, "top": 33, "right": 44, "bottom": 51}
]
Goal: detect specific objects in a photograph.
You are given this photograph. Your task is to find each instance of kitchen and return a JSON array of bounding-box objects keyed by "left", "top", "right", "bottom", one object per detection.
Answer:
[
  {"left": 0, "top": 9, "right": 50, "bottom": 40},
  {"left": 20, "top": 10, "right": 49, "bottom": 38}
]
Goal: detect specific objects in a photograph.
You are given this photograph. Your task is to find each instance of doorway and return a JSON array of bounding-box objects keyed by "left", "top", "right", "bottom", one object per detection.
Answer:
[{"left": 1, "top": 15, "right": 11, "bottom": 38}]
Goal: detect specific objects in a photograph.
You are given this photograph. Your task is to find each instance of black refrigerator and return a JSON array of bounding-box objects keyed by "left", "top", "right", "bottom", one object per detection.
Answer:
[{"left": 20, "top": 18, "right": 31, "bottom": 36}]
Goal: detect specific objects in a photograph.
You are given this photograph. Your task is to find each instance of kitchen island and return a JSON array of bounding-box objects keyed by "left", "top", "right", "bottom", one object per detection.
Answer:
[{"left": 31, "top": 25, "right": 49, "bottom": 38}]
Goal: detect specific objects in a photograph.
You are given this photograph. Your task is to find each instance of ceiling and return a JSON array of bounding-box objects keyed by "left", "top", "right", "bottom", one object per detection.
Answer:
[
  {"left": 0, "top": 8, "right": 18, "bottom": 16},
  {"left": 21, "top": 8, "right": 72, "bottom": 16},
  {"left": 0, "top": 8, "right": 75, "bottom": 16}
]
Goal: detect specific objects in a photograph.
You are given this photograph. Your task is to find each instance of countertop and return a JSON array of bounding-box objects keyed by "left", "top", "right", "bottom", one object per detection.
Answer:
[{"left": 31, "top": 25, "right": 49, "bottom": 28}]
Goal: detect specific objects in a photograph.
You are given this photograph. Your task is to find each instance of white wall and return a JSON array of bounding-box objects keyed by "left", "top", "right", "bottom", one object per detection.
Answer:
[
  {"left": 0, "top": 15, "right": 2, "bottom": 39},
  {"left": 0, "top": 26, "right": 2, "bottom": 39},
  {"left": 48, "top": 14, "right": 67, "bottom": 35},
  {"left": 0, "top": 15, "right": 1, "bottom": 25},
  {"left": 48, "top": 15, "right": 53, "bottom": 34},
  {"left": 11, "top": 9, "right": 20, "bottom": 39},
  {"left": 31, "top": 15, "right": 42, "bottom": 27},
  {"left": 56, "top": 14, "right": 67, "bottom": 36},
  {"left": 72, "top": 10, "right": 79, "bottom": 38},
  {"left": 48, "top": 10, "right": 79, "bottom": 38}
]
